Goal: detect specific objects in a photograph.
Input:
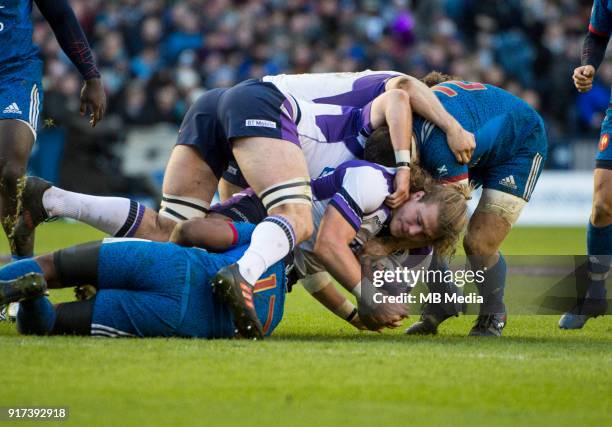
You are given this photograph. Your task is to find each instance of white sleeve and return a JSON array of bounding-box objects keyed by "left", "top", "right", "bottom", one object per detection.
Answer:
[{"left": 340, "top": 166, "right": 389, "bottom": 214}]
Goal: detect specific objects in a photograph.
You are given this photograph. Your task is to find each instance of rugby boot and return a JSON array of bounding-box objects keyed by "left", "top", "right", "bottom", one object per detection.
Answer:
[
  {"left": 11, "top": 177, "right": 52, "bottom": 256},
  {"left": 0, "top": 273, "right": 47, "bottom": 306},
  {"left": 405, "top": 283, "right": 463, "bottom": 335},
  {"left": 405, "top": 304, "right": 460, "bottom": 335},
  {"left": 559, "top": 297, "right": 608, "bottom": 330},
  {"left": 212, "top": 263, "right": 263, "bottom": 340},
  {"left": 468, "top": 312, "right": 507, "bottom": 337}
]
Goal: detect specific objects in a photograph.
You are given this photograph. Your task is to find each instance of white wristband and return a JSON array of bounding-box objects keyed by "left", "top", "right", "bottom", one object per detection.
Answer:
[
  {"left": 333, "top": 299, "right": 356, "bottom": 319},
  {"left": 351, "top": 281, "right": 362, "bottom": 299},
  {"left": 301, "top": 272, "right": 330, "bottom": 294},
  {"left": 394, "top": 149, "right": 411, "bottom": 164}
]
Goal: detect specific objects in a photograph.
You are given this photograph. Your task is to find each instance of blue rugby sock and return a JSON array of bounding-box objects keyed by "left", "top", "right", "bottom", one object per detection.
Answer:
[
  {"left": 475, "top": 254, "right": 507, "bottom": 314},
  {"left": 17, "top": 296, "right": 56, "bottom": 335},
  {"left": 0, "top": 259, "right": 54, "bottom": 335},
  {"left": 0, "top": 258, "right": 42, "bottom": 280},
  {"left": 586, "top": 222, "right": 612, "bottom": 299}
]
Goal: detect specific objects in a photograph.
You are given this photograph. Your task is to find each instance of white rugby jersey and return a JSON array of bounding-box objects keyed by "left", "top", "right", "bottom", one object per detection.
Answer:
[
  {"left": 263, "top": 70, "right": 404, "bottom": 107},
  {"left": 300, "top": 160, "right": 395, "bottom": 254},
  {"left": 294, "top": 99, "right": 374, "bottom": 179},
  {"left": 294, "top": 160, "right": 432, "bottom": 277}
]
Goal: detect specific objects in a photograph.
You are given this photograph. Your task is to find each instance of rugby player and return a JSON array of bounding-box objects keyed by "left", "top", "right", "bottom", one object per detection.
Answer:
[
  {"left": 177, "top": 160, "right": 469, "bottom": 331},
  {"left": 16, "top": 75, "right": 472, "bottom": 338},
  {"left": 0, "top": 221, "right": 289, "bottom": 339},
  {"left": 559, "top": 0, "right": 612, "bottom": 329},
  {"left": 364, "top": 73, "right": 548, "bottom": 336},
  {"left": 1, "top": 0, "right": 106, "bottom": 257},
  {"left": 220, "top": 70, "right": 475, "bottom": 199}
]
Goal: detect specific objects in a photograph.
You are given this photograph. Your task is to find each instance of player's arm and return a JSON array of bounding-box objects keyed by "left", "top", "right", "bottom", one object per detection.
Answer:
[
  {"left": 388, "top": 76, "right": 475, "bottom": 164},
  {"left": 574, "top": 0, "right": 611, "bottom": 93},
  {"left": 314, "top": 206, "right": 406, "bottom": 331},
  {"left": 369, "top": 89, "right": 413, "bottom": 208},
  {"left": 313, "top": 206, "right": 362, "bottom": 294},
  {"left": 35, "top": 0, "right": 106, "bottom": 126},
  {"left": 301, "top": 272, "right": 366, "bottom": 330},
  {"left": 170, "top": 218, "right": 254, "bottom": 251}
]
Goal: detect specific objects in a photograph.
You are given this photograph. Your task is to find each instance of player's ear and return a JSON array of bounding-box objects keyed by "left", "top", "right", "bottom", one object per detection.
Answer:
[{"left": 410, "top": 191, "right": 425, "bottom": 201}]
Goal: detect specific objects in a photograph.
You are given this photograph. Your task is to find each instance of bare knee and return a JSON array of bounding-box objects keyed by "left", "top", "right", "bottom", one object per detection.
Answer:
[
  {"left": 592, "top": 198, "right": 612, "bottom": 226},
  {"left": 463, "top": 232, "right": 498, "bottom": 257}
]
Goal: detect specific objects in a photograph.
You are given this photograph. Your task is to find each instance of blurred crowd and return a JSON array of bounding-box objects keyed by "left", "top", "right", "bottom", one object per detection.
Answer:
[{"left": 34, "top": 0, "right": 610, "bottom": 151}]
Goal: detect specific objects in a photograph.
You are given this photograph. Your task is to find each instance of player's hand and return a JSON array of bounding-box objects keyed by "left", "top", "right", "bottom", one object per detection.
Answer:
[
  {"left": 386, "top": 167, "right": 410, "bottom": 209},
  {"left": 447, "top": 126, "right": 475, "bottom": 164},
  {"left": 349, "top": 314, "right": 369, "bottom": 330},
  {"left": 358, "top": 301, "right": 408, "bottom": 331},
  {"left": 80, "top": 77, "right": 107, "bottom": 127},
  {"left": 573, "top": 65, "right": 596, "bottom": 93}
]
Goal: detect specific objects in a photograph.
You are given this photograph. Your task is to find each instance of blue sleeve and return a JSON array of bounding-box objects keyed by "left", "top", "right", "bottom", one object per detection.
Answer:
[
  {"left": 421, "top": 128, "right": 468, "bottom": 182},
  {"left": 229, "top": 222, "right": 257, "bottom": 246},
  {"left": 35, "top": 0, "right": 100, "bottom": 79},
  {"left": 590, "top": 0, "right": 612, "bottom": 36}
]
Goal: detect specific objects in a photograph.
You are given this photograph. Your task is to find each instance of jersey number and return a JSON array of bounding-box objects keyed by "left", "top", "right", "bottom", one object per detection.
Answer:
[{"left": 432, "top": 81, "right": 487, "bottom": 97}]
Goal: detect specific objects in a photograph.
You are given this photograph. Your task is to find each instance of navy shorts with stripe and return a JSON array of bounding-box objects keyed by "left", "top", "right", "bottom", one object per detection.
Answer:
[
  {"left": 176, "top": 79, "right": 300, "bottom": 180},
  {"left": 469, "top": 119, "right": 548, "bottom": 201}
]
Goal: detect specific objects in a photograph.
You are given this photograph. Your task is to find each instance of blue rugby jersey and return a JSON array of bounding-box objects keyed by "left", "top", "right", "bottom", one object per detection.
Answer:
[
  {"left": 588, "top": 0, "right": 612, "bottom": 105},
  {"left": 0, "top": 0, "right": 40, "bottom": 73},
  {"left": 412, "top": 81, "right": 544, "bottom": 182}
]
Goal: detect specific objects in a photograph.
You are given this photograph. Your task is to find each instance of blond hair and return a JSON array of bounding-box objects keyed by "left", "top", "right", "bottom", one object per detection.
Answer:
[{"left": 363, "top": 166, "right": 471, "bottom": 259}]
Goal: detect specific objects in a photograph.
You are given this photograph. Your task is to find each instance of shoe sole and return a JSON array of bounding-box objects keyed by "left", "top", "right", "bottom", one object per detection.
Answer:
[
  {"left": 213, "top": 272, "right": 263, "bottom": 340},
  {"left": 0, "top": 273, "right": 47, "bottom": 306},
  {"left": 405, "top": 321, "right": 438, "bottom": 335}
]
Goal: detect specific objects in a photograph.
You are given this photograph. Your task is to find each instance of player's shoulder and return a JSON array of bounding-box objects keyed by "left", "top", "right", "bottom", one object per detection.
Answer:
[{"left": 339, "top": 161, "right": 393, "bottom": 211}]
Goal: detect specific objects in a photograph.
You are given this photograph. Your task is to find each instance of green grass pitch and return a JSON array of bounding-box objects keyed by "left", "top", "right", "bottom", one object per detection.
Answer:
[{"left": 0, "top": 223, "right": 610, "bottom": 426}]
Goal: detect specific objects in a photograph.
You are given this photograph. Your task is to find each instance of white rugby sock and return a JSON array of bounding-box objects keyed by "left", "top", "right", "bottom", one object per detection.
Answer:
[
  {"left": 42, "top": 187, "right": 144, "bottom": 237},
  {"left": 236, "top": 216, "right": 295, "bottom": 285}
]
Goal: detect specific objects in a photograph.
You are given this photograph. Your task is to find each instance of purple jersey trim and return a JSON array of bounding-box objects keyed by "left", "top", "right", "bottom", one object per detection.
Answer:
[
  {"left": 312, "top": 73, "right": 397, "bottom": 107},
  {"left": 330, "top": 195, "right": 362, "bottom": 231},
  {"left": 280, "top": 98, "right": 300, "bottom": 146}
]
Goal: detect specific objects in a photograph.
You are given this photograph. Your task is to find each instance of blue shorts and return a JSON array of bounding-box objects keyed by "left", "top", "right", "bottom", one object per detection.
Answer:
[
  {"left": 91, "top": 239, "right": 286, "bottom": 338},
  {"left": 596, "top": 107, "right": 612, "bottom": 169},
  {"left": 176, "top": 79, "right": 300, "bottom": 179},
  {"left": 0, "top": 67, "right": 42, "bottom": 138},
  {"left": 470, "top": 120, "right": 548, "bottom": 201}
]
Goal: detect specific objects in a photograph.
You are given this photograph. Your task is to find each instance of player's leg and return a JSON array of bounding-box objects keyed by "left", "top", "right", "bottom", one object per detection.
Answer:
[
  {"left": 559, "top": 164, "right": 612, "bottom": 329},
  {"left": 214, "top": 137, "right": 312, "bottom": 339},
  {"left": 404, "top": 252, "right": 463, "bottom": 335},
  {"left": 20, "top": 145, "right": 214, "bottom": 241},
  {"left": 152, "top": 144, "right": 217, "bottom": 238},
  {"left": 462, "top": 198, "right": 517, "bottom": 335},
  {"left": 18, "top": 176, "right": 151, "bottom": 238},
  {"left": 0, "top": 247, "right": 94, "bottom": 335},
  {"left": 0, "top": 120, "right": 35, "bottom": 256},
  {"left": 218, "top": 160, "right": 248, "bottom": 201},
  {"left": 210, "top": 81, "right": 311, "bottom": 338}
]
